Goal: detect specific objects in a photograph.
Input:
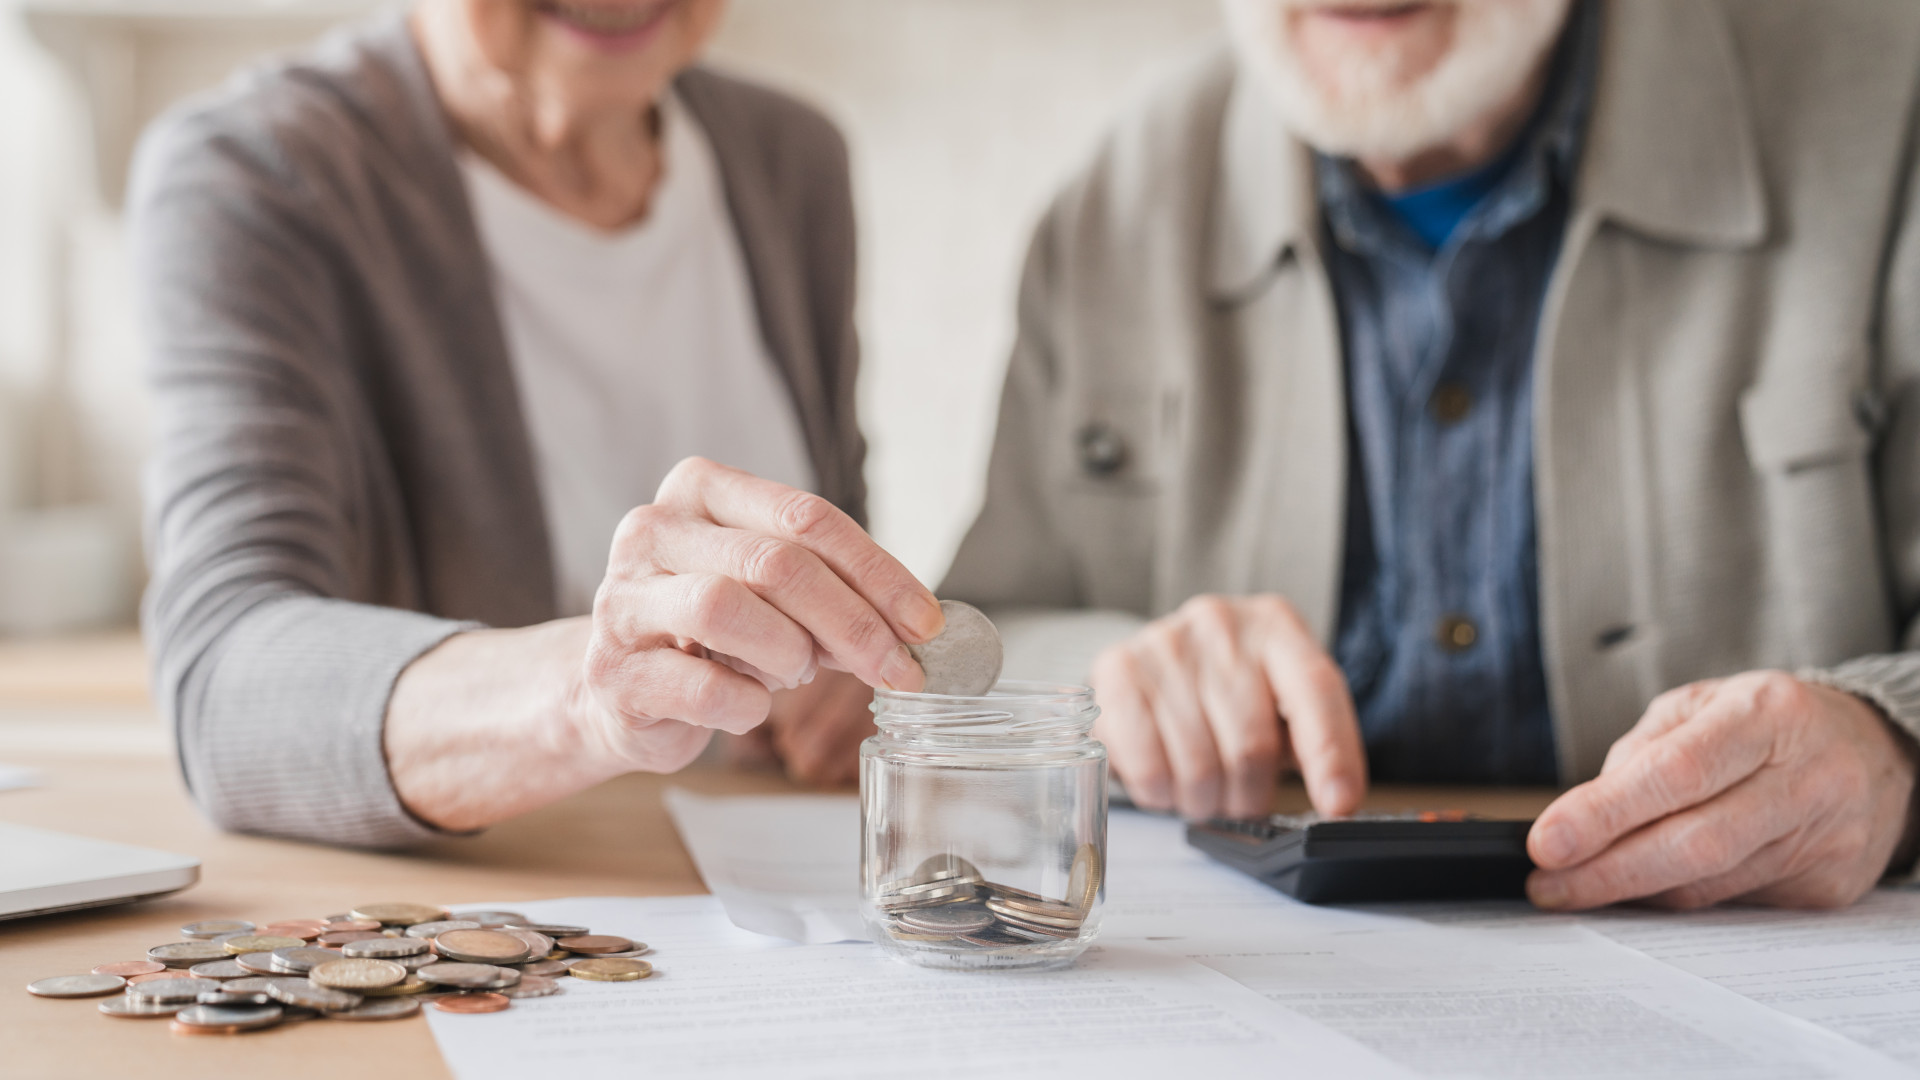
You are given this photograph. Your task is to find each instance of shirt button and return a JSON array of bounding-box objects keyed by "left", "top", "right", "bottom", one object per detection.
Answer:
[
  {"left": 1435, "top": 615, "right": 1478, "bottom": 652},
  {"left": 1077, "top": 422, "right": 1128, "bottom": 476},
  {"left": 1430, "top": 383, "right": 1473, "bottom": 424}
]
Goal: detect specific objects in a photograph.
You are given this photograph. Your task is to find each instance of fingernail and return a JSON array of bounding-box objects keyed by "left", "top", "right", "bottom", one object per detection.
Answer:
[
  {"left": 1529, "top": 875, "right": 1567, "bottom": 909},
  {"left": 880, "top": 645, "right": 923, "bottom": 692},
  {"left": 906, "top": 594, "right": 945, "bottom": 642},
  {"left": 1534, "top": 822, "right": 1574, "bottom": 865}
]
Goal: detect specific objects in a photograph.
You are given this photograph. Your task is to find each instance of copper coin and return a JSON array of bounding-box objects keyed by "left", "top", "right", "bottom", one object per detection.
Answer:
[
  {"left": 516, "top": 959, "right": 568, "bottom": 978},
  {"left": 318, "top": 930, "right": 385, "bottom": 946},
  {"left": 260, "top": 922, "right": 325, "bottom": 940},
  {"left": 434, "top": 930, "right": 531, "bottom": 964},
  {"left": 431, "top": 992, "right": 510, "bottom": 1014},
  {"left": 556, "top": 935, "right": 635, "bottom": 955},
  {"left": 92, "top": 961, "right": 165, "bottom": 978},
  {"left": 322, "top": 920, "right": 382, "bottom": 933}
]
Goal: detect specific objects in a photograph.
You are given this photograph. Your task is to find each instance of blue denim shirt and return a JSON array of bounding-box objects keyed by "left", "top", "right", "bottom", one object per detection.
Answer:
[{"left": 1321, "top": 3, "right": 1598, "bottom": 785}]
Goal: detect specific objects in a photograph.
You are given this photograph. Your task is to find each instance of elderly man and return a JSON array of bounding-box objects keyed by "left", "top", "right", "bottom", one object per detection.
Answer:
[{"left": 945, "top": 0, "right": 1920, "bottom": 910}]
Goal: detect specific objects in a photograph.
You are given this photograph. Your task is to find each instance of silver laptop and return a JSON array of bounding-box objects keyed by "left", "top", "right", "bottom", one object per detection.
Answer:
[{"left": 0, "top": 822, "right": 199, "bottom": 920}]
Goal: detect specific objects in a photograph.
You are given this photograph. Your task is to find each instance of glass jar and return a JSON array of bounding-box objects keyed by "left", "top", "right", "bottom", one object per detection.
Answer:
[{"left": 859, "top": 681, "right": 1108, "bottom": 971}]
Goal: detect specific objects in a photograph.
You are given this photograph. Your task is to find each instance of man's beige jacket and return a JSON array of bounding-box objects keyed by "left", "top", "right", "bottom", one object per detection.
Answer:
[{"left": 944, "top": 0, "right": 1920, "bottom": 782}]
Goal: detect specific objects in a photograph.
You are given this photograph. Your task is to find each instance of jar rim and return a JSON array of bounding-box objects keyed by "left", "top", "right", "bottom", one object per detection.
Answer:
[
  {"left": 873, "top": 680, "right": 1093, "bottom": 706},
  {"left": 870, "top": 681, "right": 1098, "bottom": 741}
]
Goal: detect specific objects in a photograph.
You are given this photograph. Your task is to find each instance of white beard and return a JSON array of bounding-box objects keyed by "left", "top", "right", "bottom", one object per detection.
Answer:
[{"left": 1222, "top": 0, "right": 1573, "bottom": 161}]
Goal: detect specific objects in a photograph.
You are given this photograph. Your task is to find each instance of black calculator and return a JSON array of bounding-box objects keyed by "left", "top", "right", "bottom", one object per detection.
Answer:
[{"left": 1186, "top": 811, "right": 1536, "bottom": 904}]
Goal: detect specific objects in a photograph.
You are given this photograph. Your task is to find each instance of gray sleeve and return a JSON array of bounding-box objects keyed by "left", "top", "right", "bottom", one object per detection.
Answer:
[
  {"left": 131, "top": 105, "right": 473, "bottom": 848},
  {"left": 941, "top": 209, "right": 1084, "bottom": 609}
]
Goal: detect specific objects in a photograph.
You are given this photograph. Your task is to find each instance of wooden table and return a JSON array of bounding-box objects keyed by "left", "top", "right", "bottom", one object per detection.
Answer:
[{"left": 0, "top": 737, "right": 1555, "bottom": 1078}]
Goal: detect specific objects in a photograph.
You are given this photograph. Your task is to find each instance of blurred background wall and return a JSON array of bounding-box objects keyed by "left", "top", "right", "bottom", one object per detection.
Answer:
[{"left": 0, "top": 0, "right": 1221, "bottom": 634}]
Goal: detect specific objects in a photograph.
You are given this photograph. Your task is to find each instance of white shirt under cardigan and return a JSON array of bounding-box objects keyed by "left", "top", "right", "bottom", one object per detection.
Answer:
[{"left": 461, "top": 94, "right": 816, "bottom": 617}]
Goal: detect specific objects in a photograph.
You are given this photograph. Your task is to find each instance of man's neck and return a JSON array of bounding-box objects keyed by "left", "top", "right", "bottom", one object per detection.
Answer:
[{"left": 1356, "top": 61, "right": 1553, "bottom": 195}]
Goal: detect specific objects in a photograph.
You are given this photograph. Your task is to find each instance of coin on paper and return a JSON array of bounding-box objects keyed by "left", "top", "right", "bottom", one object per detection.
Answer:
[
  {"left": 327, "top": 997, "right": 422, "bottom": 1021},
  {"left": 567, "top": 958, "right": 653, "bottom": 982},
  {"left": 905, "top": 600, "right": 1003, "bottom": 696},
  {"left": 555, "top": 935, "right": 633, "bottom": 955},
  {"left": 311, "top": 958, "right": 407, "bottom": 991},
  {"left": 499, "top": 975, "right": 563, "bottom": 999},
  {"left": 433, "top": 929, "right": 531, "bottom": 964},
  {"left": 27, "top": 974, "right": 126, "bottom": 998},
  {"left": 432, "top": 992, "right": 511, "bottom": 1014},
  {"left": 350, "top": 902, "right": 449, "bottom": 926},
  {"left": 417, "top": 962, "right": 521, "bottom": 990}
]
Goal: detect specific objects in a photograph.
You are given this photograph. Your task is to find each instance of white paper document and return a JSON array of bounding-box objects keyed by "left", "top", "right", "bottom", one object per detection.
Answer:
[
  {"left": 1172, "top": 922, "right": 1911, "bottom": 1079},
  {"left": 664, "top": 788, "right": 1410, "bottom": 944},
  {"left": 424, "top": 895, "right": 1412, "bottom": 1080}
]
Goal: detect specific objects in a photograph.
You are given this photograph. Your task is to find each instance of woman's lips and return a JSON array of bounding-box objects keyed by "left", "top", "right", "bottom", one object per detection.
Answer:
[{"left": 535, "top": 0, "right": 679, "bottom": 51}]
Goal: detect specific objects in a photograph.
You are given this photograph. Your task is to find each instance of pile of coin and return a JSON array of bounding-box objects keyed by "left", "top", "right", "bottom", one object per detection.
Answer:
[
  {"left": 26, "top": 903, "right": 656, "bottom": 1035},
  {"left": 871, "top": 845, "right": 1103, "bottom": 949}
]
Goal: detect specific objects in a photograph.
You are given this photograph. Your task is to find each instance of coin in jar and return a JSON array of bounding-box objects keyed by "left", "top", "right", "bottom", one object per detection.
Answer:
[
  {"left": 179, "top": 919, "right": 254, "bottom": 940},
  {"left": 896, "top": 905, "right": 994, "bottom": 935},
  {"left": 172, "top": 1003, "right": 282, "bottom": 1032},
  {"left": 404, "top": 919, "right": 480, "bottom": 939},
  {"left": 187, "top": 960, "right": 249, "bottom": 980},
  {"left": 269, "top": 947, "right": 342, "bottom": 974},
  {"left": 1069, "top": 843, "right": 1103, "bottom": 911},
  {"left": 311, "top": 958, "right": 407, "bottom": 991},
  {"left": 91, "top": 961, "right": 164, "bottom": 978},
  {"left": 555, "top": 934, "right": 634, "bottom": 955},
  {"left": 905, "top": 600, "right": 1003, "bottom": 696},
  {"left": 350, "top": 902, "right": 449, "bottom": 926},
  {"left": 221, "top": 934, "right": 304, "bottom": 955},
  {"left": 327, "top": 997, "right": 423, "bottom": 1021},
  {"left": 26, "top": 974, "right": 125, "bottom": 998},
  {"left": 417, "top": 962, "right": 521, "bottom": 990},
  {"left": 499, "top": 975, "right": 563, "bottom": 999},
  {"left": 127, "top": 977, "right": 212, "bottom": 1004},
  {"left": 342, "top": 936, "right": 429, "bottom": 959},
  {"left": 265, "top": 979, "right": 362, "bottom": 1012},
  {"left": 147, "top": 941, "right": 229, "bottom": 967},
  {"left": 433, "top": 929, "right": 531, "bottom": 964},
  {"left": 567, "top": 958, "right": 653, "bottom": 982},
  {"left": 99, "top": 995, "right": 186, "bottom": 1018},
  {"left": 432, "top": 992, "right": 510, "bottom": 1014}
]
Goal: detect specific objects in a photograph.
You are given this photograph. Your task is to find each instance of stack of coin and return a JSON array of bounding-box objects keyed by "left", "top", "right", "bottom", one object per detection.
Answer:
[
  {"left": 26, "top": 904, "right": 658, "bottom": 1036},
  {"left": 870, "top": 845, "right": 1104, "bottom": 950}
]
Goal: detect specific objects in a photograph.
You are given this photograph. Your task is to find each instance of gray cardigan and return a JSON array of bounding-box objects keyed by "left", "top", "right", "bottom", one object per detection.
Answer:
[{"left": 130, "top": 15, "right": 866, "bottom": 847}]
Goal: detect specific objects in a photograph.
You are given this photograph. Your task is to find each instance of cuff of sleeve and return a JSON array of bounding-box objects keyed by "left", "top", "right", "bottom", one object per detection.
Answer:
[
  {"left": 1798, "top": 656, "right": 1920, "bottom": 885},
  {"left": 180, "top": 596, "right": 483, "bottom": 849}
]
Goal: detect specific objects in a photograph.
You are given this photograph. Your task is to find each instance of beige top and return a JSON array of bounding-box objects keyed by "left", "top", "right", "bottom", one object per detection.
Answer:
[{"left": 944, "top": 0, "right": 1920, "bottom": 785}]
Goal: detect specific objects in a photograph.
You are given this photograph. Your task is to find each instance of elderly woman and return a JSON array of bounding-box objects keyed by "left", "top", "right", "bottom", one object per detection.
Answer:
[{"left": 131, "top": 0, "right": 940, "bottom": 847}]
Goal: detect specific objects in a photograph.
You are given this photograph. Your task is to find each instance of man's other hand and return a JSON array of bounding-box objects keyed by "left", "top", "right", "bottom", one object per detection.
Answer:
[
  {"left": 1090, "top": 594, "right": 1367, "bottom": 821},
  {"left": 1528, "top": 672, "right": 1920, "bottom": 910}
]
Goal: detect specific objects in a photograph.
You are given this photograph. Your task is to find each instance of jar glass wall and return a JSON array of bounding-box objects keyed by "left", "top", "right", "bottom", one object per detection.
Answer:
[{"left": 860, "top": 682, "right": 1107, "bottom": 971}]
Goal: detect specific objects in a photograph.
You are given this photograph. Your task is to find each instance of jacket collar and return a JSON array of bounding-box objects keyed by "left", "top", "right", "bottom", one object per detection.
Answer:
[{"left": 1208, "top": 0, "right": 1768, "bottom": 299}]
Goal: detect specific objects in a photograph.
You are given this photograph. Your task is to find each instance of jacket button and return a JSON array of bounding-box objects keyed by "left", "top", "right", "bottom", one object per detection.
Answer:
[
  {"left": 1435, "top": 615, "right": 1478, "bottom": 652},
  {"left": 1077, "top": 423, "right": 1127, "bottom": 476},
  {"left": 1430, "top": 383, "right": 1473, "bottom": 424}
]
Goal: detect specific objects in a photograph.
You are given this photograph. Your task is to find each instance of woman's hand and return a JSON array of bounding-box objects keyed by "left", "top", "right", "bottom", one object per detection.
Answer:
[{"left": 385, "top": 458, "right": 940, "bottom": 832}]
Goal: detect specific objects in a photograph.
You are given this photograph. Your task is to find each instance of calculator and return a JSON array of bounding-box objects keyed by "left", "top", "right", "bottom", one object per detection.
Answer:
[{"left": 1185, "top": 811, "right": 1536, "bottom": 904}]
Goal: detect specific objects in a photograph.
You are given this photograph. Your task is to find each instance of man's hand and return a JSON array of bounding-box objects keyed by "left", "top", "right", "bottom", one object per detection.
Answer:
[
  {"left": 583, "top": 458, "right": 942, "bottom": 754},
  {"left": 1528, "top": 672, "right": 1920, "bottom": 910},
  {"left": 1090, "top": 594, "right": 1366, "bottom": 820}
]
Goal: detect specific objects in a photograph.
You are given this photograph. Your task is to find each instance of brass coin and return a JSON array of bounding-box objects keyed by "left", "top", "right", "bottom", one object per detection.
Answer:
[
  {"left": 327, "top": 997, "right": 422, "bottom": 1021},
  {"left": 451, "top": 910, "right": 528, "bottom": 928},
  {"left": 187, "top": 960, "right": 250, "bottom": 980},
  {"left": 179, "top": 919, "right": 254, "bottom": 940},
  {"left": 99, "top": 996, "right": 185, "bottom": 1018},
  {"left": 26, "top": 974, "right": 126, "bottom": 998},
  {"left": 432, "top": 992, "right": 510, "bottom": 1014},
  {"left": 434, "top": 929, "right": 531, "bottom": 964},
  {"left": 417, "top": 962, "right": 521, "bottom": 990},
  {"left": 567, "top": 958, "right": 653, "bottom": 982},
  {"left": 92, "top": 961, "right": 164, "bottom": 978},
  {"left": 221, "top": 935, "right": 304, "bottom": 956},
  {"left": 343, "top": 936, "right": 429, "bottom": 960},
  {"left": 148, "top": 941, "right": 230, "bottom": 967},
  {"left": 311, "top": 958, "right": 407, "bottom": 991},
  {"left": 555, "top": 935, "right": 634, "bottom": 955},
  {"left": 358, "top": 976, "right": 429, "bottom": 997},
  {"left": 404, "top": 920, "right": 480, "bottom": 939},
  {"left": 499, "top": 975, "right": 563, "bottom": 999},
  {"left": 350, "top": 902, "right": 449, "bottom": 927},
  {"left": 265, "top": 979, "right": 362, "bottom": 1012},
  {"left": 1069, "top": 843, "right": 1104, "bottom": 911}
]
